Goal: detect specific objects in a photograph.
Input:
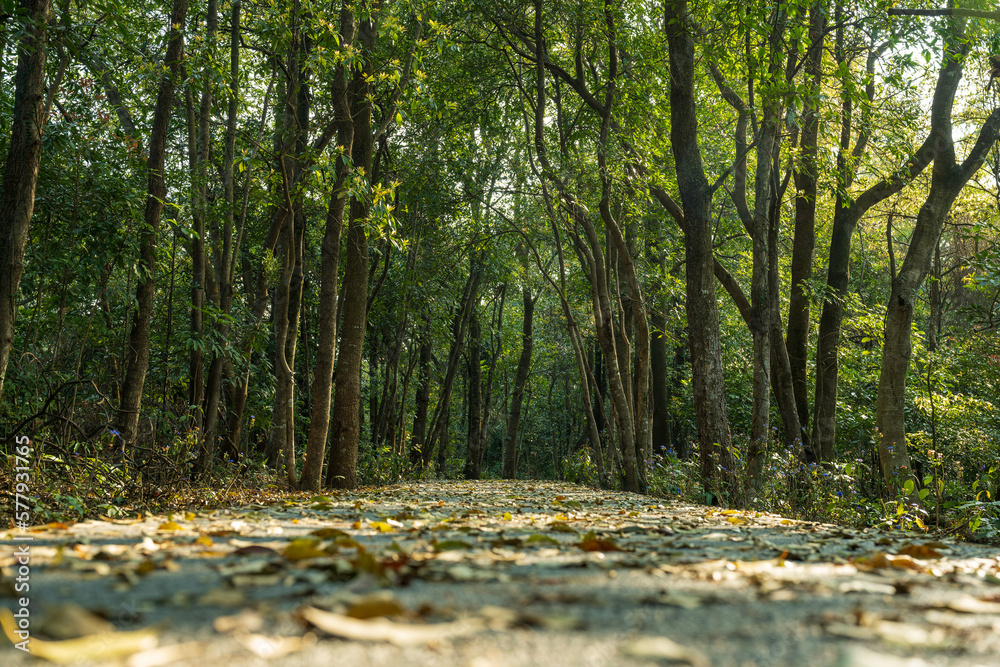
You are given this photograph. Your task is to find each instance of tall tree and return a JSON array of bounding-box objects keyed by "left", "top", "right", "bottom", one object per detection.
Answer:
[
  {"left": 300, "top": 6, "right": 356, "bottom": 492},
  {"left": 876, "top": 16, "right": 1000, "bottom": 488},
  {"left": 664, "top": 0, "right": 737, "bottom": 499},
  {"left": 0, "top": 0, "right": 51, "bottom": 405},
  {"left": 115, "top": 0, "right": 189, "bottom": 442},
  {"left": 503, "top": 286, "right": 535, "bottom": 478}
]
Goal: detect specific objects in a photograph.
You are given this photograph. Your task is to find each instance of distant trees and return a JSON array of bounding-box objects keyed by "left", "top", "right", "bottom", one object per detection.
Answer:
[{"left": 0, "top": 0, "right": 998, "bottom": 509}]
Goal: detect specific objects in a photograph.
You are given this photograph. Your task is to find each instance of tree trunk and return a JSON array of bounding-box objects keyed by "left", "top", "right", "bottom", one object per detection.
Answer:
[
  {"left": 300, "top": 8, "right": 355, "bottom": 491},
  {"left": 327, "top": 15, "right": 376, "bottom": 488},
  {"left": 812, "top": 87, "right": 936, "bottom": 462},
  {"left": 209, "top": 0, "right": 241, "bottom": 464},
  {"left": 665, "top": 0, "right": 736, "bottom": 500},
  {"left": 422, "top": 262, "right": 481, "bottom": 467},
  {"left": 464, "top": 314, "right": 483, "bottom": 479},
  {"left": 650, "top": 311, "right": 670, "bottom": 455},
  {"left": 409, "top": 315, "right": 431, "bottom": 464},
  {"left": 0, "top": 0, "right": 49, "bottom": 405},
  {"left": 876, "top": 32, "right": 1000, "bottom": 486},
  {"left": 115, "top": 0, "right": 189, "bottom": 442},
  {"left": 503, "top": 287, "right": 534, "bottom": 479},
  {"left": 786, "top": 2, "right": 825, "bottom": 449}
]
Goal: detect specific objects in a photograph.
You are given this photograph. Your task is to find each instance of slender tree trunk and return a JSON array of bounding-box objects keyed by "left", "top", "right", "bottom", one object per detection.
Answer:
[
  {"left": 503, "top": 287, "right": 534, "bottom": 479},
  {"left": 786, "top": 2, "right": 825, "bottom": 450},
  {"left": 665, "top": 0, "right": 736, "bottom": 500},
  {"left": 877, "top": 39, "right": 1000, "bottom": 486},
  {"left": 650, "top": 311, "right": 670, "bottom": 455},
  {"left": 409, "top": 315, "right": 431, "bottom": 464},
  {"left": 209, "top": 0, "right": 241, "bottom": 464},
  {"left": 300, "top": 8, "right": 355, "bottom": 491},
  {"left": 0, "top": 0, "right": 49, "bottom": 406},
  {"left": 327, "top": 18, "right": 376, "bottom": 488},
  {"left": 927, "top": 241, "right": 941, "bottom": 353},
  {"left": 422, "top": 263, "right": 481, "bottom": 466},
  {"left": 464, "top": 314, "right": 483, "bottom": 479},
  {"left": 115, "top": 0, "right": 189, "bottom": 441}
]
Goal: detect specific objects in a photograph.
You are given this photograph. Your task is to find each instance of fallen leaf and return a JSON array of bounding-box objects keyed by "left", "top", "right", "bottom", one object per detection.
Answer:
[
  {"left": 299, "top": 606, "right": 484, "bottom": 645},
  {"left": 435, "top": 539, "right": 473, "bottom": 551},
  {"left": 236, "top": 633, "right": 310, "bottom": 659},
  {"left": 126, "top": 641, "right": 206, "bottom": 667},
  {"left": 157, "top": 521, "right": 182, "bottom": 532},
  {"left": 284, "top": 538, "right": 327, "bottom": 561},
  {"left": 577, "top": 531, "right": 624, "bottom": 552},
  {"left": 213, "top": 609, "right": 264, "bottom": 634},
  {"left": 38, "top": 603, "right": 115, "bottom": 639},
  {"left": 548, "top": 521, "right": 577, "bottom": 533},
  {"left": 620, "top": 636, "right": 710, "bottom": 667},
  {"left": 939, "top": 596, "right": 1000, "bottom": 614},
  {"left": 898, "top": 543, "right": 943, "bottom": 560},
  {"left": 310, "top": 527, "right": 349, "bottom": 539},
  {"left": 1, "top": 608, "right": 158, "bottom": 664},
  {"left": 346, "top": 593, "right": 407, "bottom": 619},
  {"left": 231, "top": 545, "right": 279, "bottom": 556},
  {"left": 136, "top": 559, "right": 157, "bottom": 576},
  {"left": 854, "top": 552, "right": 925, "bottom": 572},
  {"left": 526, "top": 534, "right": 560, "bottom": 546},
  {"left": 197, "top": 587, "right": 246, "bottom": 607}
]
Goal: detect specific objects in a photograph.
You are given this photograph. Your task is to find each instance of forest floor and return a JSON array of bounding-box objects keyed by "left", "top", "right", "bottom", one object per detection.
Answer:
[{"left": 2, "top": 479, "right": 1000, "bottom": 667}]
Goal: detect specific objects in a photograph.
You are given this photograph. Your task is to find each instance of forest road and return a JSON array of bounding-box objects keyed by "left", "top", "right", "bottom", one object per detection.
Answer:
[{"left": 2, "top": 479, "right": 999, "bottom": 667}]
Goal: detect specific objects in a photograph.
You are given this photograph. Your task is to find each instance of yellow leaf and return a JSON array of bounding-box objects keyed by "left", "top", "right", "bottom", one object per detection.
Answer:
[
  {"left": 370, "top": 521, "right": 394, "bottom": 532},
  {"left": 311, "top": 528, "right": 349, "bottom": 539},
  {"left": 727, "top": 517, "right": 746, "bottom": 525},
  {"left": 157, "top": 521, "right": 182, "bottom": 532},
  {"left": 502, "top": 512, "right": 513, "bottom": 521},
  {"left": 346, "top": 596, "right": 406, "bottom": 619},
  {"left": 195, "top": 536, "right": 213, "bottom": 547},
  {"left": 136, "top": 559, "right": 157, "bottom": 576},
  {"left": 1, "top": 608, "right": 158, "bottom": 664},
  {"left": 526, "top": 534, "right": 560, "bottom": 546},
  {"left": 284, "top": 538, "right": 327, "bottom": 561}
]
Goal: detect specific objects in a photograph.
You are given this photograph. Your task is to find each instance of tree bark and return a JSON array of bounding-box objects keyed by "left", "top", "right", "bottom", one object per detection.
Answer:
[
  {"left": 503, "top": 287, "right": 534, "bottom": 479},
  {"left": 665, "top": 0, "right": 736, "bottom": 500},
  {"left": 409, "top": 314, "right": 432, "bottom": 464},
  {"left": 650, "top": 311, "right": 670, "bottom": 455},
  {"left": 786, "top": 1, "right": 825, "bottom": 450},
  {"left": 813, "top": 30, "right": 932, "bottom": 462},
  {"left": 327, "top": 12, "right": 377, "bottom": 489},
  {"left": 464, "top": 314, "right": 483, "bottom": 479},
  {"left": 300, "top": 7, "right": 355, "bottom": 492},
  {"left": 115, "top": 0, "right": 189, "bottom": 442},
  {"left": 423, "top": 261, "right": 481, "bottom": 467},
  {"left": 0, "top": 0, "right": 50, "bottom": 405},
  {"left": 876, "top": 25, "right": 1000, "bottom": 486}
]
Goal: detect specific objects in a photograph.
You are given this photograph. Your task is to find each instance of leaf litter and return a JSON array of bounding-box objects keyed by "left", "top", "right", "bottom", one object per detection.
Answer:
[{"left": 1, "top": 480, "right": 999, "bottom": 666}]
